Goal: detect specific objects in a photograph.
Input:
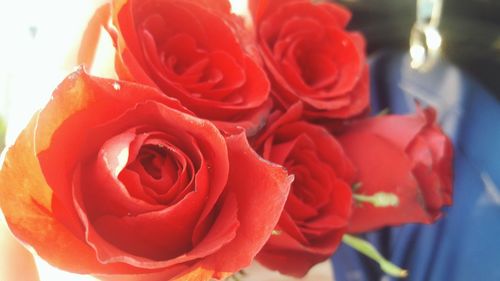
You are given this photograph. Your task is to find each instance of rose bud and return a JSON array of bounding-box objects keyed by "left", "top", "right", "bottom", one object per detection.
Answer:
[
  {"left": 249, "top": 0, "right": 369, "bottom": 119},
  {"left": 0, "top": 69, "right": 292, "bottom": 281},
  {"left": 251, "top": 103, "right": 354, "bottom": 277},
  {"left": 83, "top": 0, "right": 273, "bottom": 136},
  {"left": 339, "top": 108, "right": 453, "bottom": 233}
]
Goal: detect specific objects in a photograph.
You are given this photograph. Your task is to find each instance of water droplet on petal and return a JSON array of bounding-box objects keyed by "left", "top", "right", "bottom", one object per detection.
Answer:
[{"left": 113, "top": 82, "right": 121, "bottom": 91}]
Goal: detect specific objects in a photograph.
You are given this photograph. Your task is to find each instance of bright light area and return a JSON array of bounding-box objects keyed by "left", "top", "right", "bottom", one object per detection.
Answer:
[
  {"left": 229, "top": 0, "right": 250, "bottom": 18},
  {"left": 0, "top": 0, "right": 106, "bottom": 147},
  {"left": 425, "top": 27, "right": 442, "bottom": 50},
  {"left": 410, "top": 44, "right": 426, "bottom": 69}
]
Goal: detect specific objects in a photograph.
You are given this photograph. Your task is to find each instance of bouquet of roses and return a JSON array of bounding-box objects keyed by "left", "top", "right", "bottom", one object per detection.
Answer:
[{"left": 0, "top": 0, "right": 453, "bottom": 280}]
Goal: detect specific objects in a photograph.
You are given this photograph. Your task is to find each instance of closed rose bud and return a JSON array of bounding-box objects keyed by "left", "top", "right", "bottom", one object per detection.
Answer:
[{"left": 339, "top": 107, "right": 453, "bottom": 233}]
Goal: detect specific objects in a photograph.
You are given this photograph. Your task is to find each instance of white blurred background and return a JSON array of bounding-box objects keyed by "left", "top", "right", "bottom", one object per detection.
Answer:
[{"left": 0, "top": 0, "right": 107, "bottom": 146}]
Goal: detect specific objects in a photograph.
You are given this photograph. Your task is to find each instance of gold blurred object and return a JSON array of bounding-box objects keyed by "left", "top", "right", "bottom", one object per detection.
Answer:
[{"left": 410, "top": 0, "right": 443, "bottom": 72}]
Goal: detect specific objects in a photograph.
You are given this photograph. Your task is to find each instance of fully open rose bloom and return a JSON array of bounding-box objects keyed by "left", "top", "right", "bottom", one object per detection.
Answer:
[
  {"left": 0, "top": 69, "right": 292, "bottom": 280},
  {"left": 339, "top": 108, "right": 453, "bottom": 233},
  {"left": 249, "top": 0, "right": 369, "bottom": 119},
  {"left": 91, "top": 0, "right": 272, "bottom": 135},
  {"left": 252, "top": 103, "right": 354, "bottom": 277}
]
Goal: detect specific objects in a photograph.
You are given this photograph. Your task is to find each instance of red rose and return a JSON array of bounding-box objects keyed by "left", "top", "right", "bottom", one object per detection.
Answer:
[
  {"left": 252, "top": 103, "right": 354, "bottom": 276},
  {"left": 339, "top": 108, "right": 453, "bottom": 233},
  {"left": 0, "top": 70, "right": 292, "bottom": 280},
  {"left": 250, "top": 0, "right": 369, "bottom": 119},
  {"left": 103, "top": 0, "right": 272, "bottom": 135}
]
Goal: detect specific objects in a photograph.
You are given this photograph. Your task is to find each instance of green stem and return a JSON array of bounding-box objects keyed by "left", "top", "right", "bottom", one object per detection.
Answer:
[
  {"left": 342, "top": 234, "right": 408, "bottom": 278},
  {"left": 353, "top": 192, "right": 399, "bottom": 207}
]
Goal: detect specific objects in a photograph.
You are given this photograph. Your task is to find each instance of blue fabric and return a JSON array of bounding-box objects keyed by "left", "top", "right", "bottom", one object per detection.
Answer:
[{"left": 332, "top": 52, "right": 500, "bottom": 281}]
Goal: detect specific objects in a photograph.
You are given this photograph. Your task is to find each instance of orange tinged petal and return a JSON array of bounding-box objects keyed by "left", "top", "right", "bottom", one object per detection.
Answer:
[{"left": 0, "top": 116, "right": 128, "bottom": 274}]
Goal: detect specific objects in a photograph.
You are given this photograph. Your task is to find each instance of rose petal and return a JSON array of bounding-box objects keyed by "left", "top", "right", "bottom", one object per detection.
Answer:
[
  {"left": 341, "top": 132, "right": 431, "bottom": 233},
  {"left": 198, "top": 132, "right": 292, "bottom": 272},
  {"left": 0, "top": 117, "right": 143, "bottom": 274},
  {"left": 37, "top": 71, "right": 186, "bottom": 234}
]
